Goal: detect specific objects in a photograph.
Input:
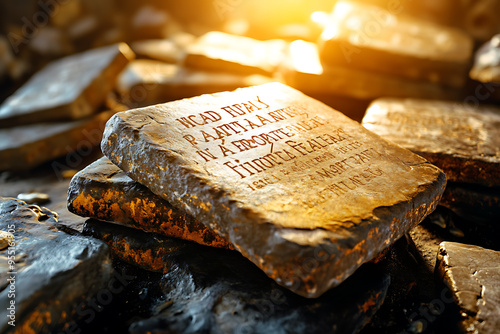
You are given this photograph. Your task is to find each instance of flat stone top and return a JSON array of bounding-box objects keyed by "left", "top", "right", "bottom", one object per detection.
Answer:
[
  {"left": 437, "top": 242, "right": 500, "bottom": 334},
  {"left": 186, "top": 31, "right": 287, "bottom": 70},
  {"left": 362, "top": 98, "right": 500, "bottom": 185},
  {"left": 0, "top": 43, "right": 133, "bottom": 119},
  {"left": 103, "top": 83, "right": 444, "bottom": 231},
  {"left": 321, "top": 1, "right": 472, "bottom": 62}
]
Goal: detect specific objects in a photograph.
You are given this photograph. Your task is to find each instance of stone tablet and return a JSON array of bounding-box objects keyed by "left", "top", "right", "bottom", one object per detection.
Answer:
[
  {"left": 436, "top": 242, "right": 500, "bottom": 334},
  {"left": 363, "top": 98, "right": 500, "bottom": 187},
  {"left": 0, "top": 110, "right": 116, "bottom": 171},
  {"left": 184, "top": 31, "right": 287, "bottom": 76},
  {"left": 116, "top": 59, "right": 272, "bottom": 107},
  {"left": 83, "top": 219, "right": 390, "bottom": 334},
  {"left": 281, "top": 40, "right": 459, "bottom": 101},
  {"left": 102, "top": 82, "right": 445, "bottom": 298},
  {"left": 0, "top": 197, "right": 112, "bottom": 333},
  {"left": 319, "top": 1, "right": 473, "bottom": 88},
  {"left": 0, "top": 43, "right": 134, "bottom": 128},
  {"left": 68, "top": 157, "right": 233, "bottom": 250}
]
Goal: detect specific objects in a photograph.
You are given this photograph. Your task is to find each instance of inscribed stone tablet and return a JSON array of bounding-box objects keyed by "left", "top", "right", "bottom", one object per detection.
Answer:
[
  {"left": 184, "top": 31, "right": 287, "bottom": 76},
  {"left": 319, "top": 1, "right": 473, "bottom": 88},
  {"left": 436, "top": 242, "right": 500, "bottom": 334},
  {"left": 102, "top": 82, "right": 445, "bottom": 297},
  {"left": 0, "top": 110, "right": 116, "bottom": 171},
  {"left": 0, "top": 43, "right": 134, "bottom": 128},
  {"left": 68, "top": 157, "right": 233, "bottom": 250},
  {"left": 363, "top": 98, "right": 500, "bottom": 187}
]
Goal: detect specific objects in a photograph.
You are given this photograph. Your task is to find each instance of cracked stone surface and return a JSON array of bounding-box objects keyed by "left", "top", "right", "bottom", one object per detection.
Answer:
[
  {"left": 0, "top": 110, "right": 116, "bottom": 171},
  {"left": 68, "top": 157, "right": 233, "bottom": 250},
  {"left": 436, "top": 242, "right": 500, "bottom": 334},
  {"left": 102, "top": 82, "right": 445, "bottom": 298},
  {"left": 0, "top": 43, "right": 134, "bottom": 128},
  {"left": 0, "top": 197, "right": 113, "bottom": 334},
  {"left": 116, "top": 59, "right": 272, "bottom": 108},
  {"left": 319, "top": 1, "right": 473, "bottom": 88},
  {"left": 282, "top": 40, "right": 459, "bottom": 101},
  {"left": 83, "top": 219, "right": 390, "bottom": 334},
  {"left": 363, "top": 98, "right": 500, "bottom": 187},
  {"left": 184, "top": 31, "right": 288, "bottom": 76}
]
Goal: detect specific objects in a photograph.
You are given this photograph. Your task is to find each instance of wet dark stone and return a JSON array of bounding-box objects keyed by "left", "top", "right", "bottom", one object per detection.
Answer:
[
  {"left": 83, "top": 219, "right": 390, "bottom": 334},
  {"left": 0, "top": 197, "right": 113, "bottom": 333},
  {"left": 102, "top": 82, "right": 445, "bottom": 298},
  {"left": 436, "top": 242, "right": 500, "bottom": 334}
]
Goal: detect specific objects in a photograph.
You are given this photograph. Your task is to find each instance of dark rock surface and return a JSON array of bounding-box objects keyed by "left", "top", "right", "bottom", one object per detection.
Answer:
[
  {"left": 69, "top": 157, "right": 233, "bottom": 250},
  {"left": 0, "top": 110, "right": 116, "bottom": 171},
  {"left": 319, "top": 1, "right": 473, "bottom": 88},
  {"left": 0, "top": 197, "right": 113, "bottom": 334},
  {"left": 102, "top": 82, "right": 445, "bottom": 298},
  {"left": 436, "top": 242, "right": 500, "bottom": 334},
  {"left": 0, "top": 43, "right": 134, "bottom": 128},
  {"left": 83, "top": 219, "right": 391, "bottom": 334},
  {"left": 363, "top": 98, "right": 500, "bottom": 187},
  {"left": 440, "top": 183, "right": 500, "bottom": 223}
]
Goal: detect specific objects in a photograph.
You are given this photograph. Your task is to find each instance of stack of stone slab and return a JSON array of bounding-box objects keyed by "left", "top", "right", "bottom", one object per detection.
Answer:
[
  {"left": 68, "top": 82, "right": 446, "bottom": 302},
  {"left": 0, "top": 43, "right": 134, "bottom": 172}
]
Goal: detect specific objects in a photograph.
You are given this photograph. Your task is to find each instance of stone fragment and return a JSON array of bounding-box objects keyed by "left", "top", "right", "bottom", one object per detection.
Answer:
[
  {"left": 17, "top": 192, "right": 50, "bottom": 204},
  {"left": 436, "top": 242, "right": 500, "bottom": 334},
  {"left": 281, "top": 40, "right": 460, "bottom": 101},
  {"left": 102, "top": 82, "right": 446, "bottom": 297},
  {"left": 116, "top": 59, "right": 272, "bottom": 107},
  {"left": 68, "top": 157, "right": 233, "bottom": 250},
  {"left": 470, "top": 34, "right": 500, "bottom": 101},
  {"left": 83, "top": 219, "right": 390, "bottom": 334},
  {"left": 0, "top": 43, "right": 134, "bottom": 128},
  {"left": 0, "top": 110, "right": 116, "bottom": 171},
  {"left": 363, "top": 98, "right": 500, "bottom": 187},
  {"left": 0, "top": 197, "right": 113, "bottom": 334},
  {"left": 184, "top": 31, "right": 287, "bottom": 76},
  {"left": 319, "top": 1, "right": 473, "bottom": 88}
]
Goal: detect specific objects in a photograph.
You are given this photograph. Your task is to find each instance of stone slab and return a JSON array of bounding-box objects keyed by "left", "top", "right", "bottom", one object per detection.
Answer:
[
  {"left": 116, "top": 59, "right": 272, "bottom": 108},
  {"left": 0, "top": 43, "right": 134, "bottom": 128},
  {"left": 102, "top": 82, "right": 445, "bottom": 298},
  {"left": 0, "top": 197, "right": 112, "bottom": 333},
  {"left": 318, "top": 1, "right": 473, "bottom": 88},
  {"left": 83, "top": 219, "right": 390, "bottom": 334},
  {"left": 436, "top": 242, "right": 500, "bottom": 334},
  {"left": 184, "top": 31, "right": 287, "bottom": 76},
  {"left": 0, "top": 110, "right": 116, "bottom": 171},
  {"left": 281, "top": 40, "right": 460, "bottom": 101},
  {"left": 68, "top": 157, "right": 233, "bottom": 250},
  {"left": 363, "top": 98, "right": 500, "bottom": 187}
]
